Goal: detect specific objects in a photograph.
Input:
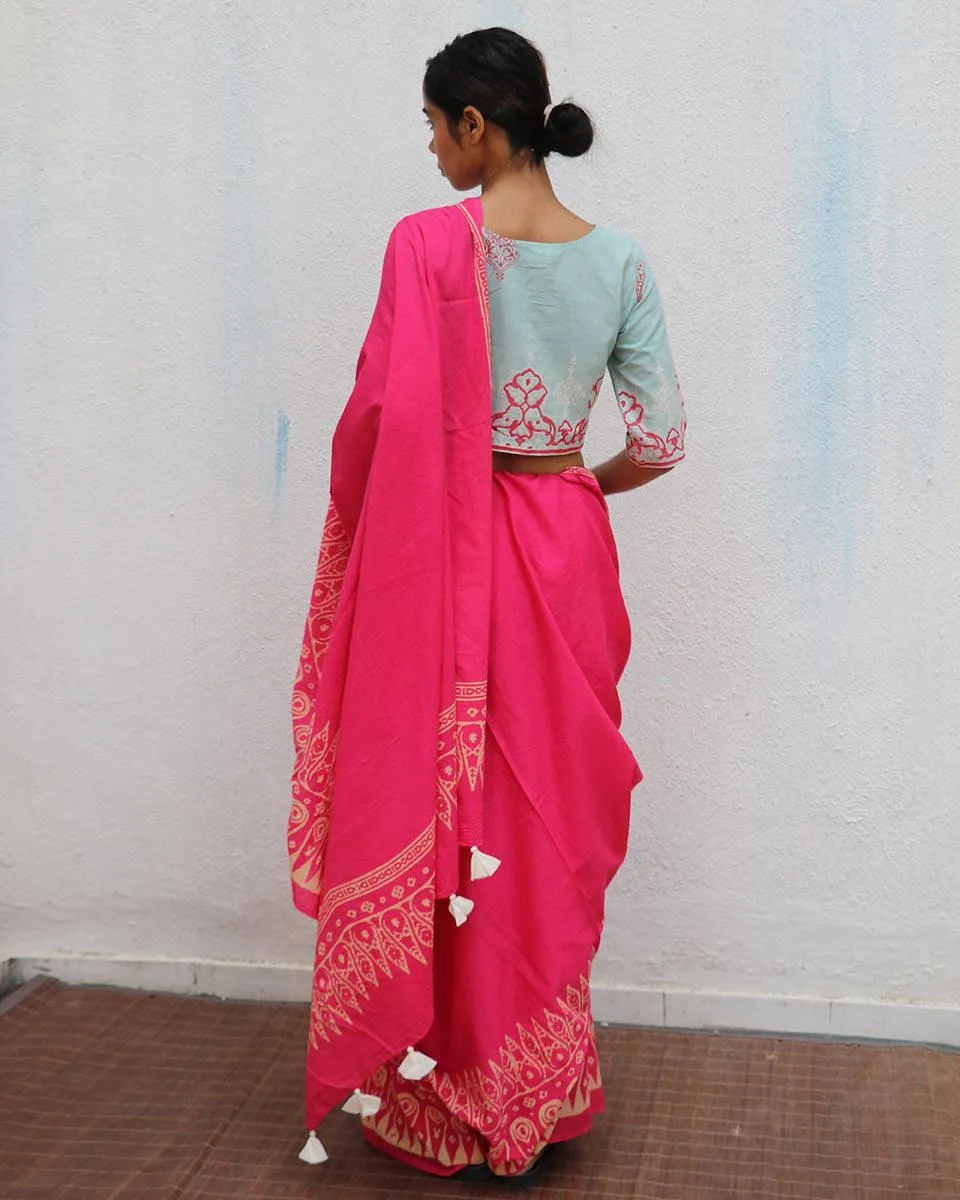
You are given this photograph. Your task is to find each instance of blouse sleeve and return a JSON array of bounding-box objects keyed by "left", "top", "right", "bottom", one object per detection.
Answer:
[{"left": 607, "top": 255, "right": 686, "bottom": 469}]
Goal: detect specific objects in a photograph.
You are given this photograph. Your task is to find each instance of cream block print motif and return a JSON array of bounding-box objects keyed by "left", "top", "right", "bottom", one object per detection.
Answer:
[
  {"left": 289, "top": 502, "right": 351, "bottom": 900},
  {"left": 361, "top": 975, "right": 602, "bottom": 1174}
]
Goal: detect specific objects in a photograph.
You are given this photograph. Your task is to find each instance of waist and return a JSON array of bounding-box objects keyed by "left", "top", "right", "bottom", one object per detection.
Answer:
[{"left": 492, "top": 450, "right": 584, "bottom": 475}]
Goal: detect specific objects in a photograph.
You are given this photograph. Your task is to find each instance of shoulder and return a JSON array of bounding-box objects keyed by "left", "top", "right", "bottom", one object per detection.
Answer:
[
  {"left": 391, "top": 202, "right": 476, "bottom": 242},
  {"left": 381, "top": 204, "right": 482, "bottom": 288},
  {"left": 590, "top": 226, "right": 649, "bottom": 262},
  {"left": 590, "top": 227, "right": 657, "bottom": 307}
]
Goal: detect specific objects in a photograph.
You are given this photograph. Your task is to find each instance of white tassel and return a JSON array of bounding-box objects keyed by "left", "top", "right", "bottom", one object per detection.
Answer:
[
  {"left": 298, "top": 1130, "right": 329, "bottom": 1164},
  {"left": 341, "top": 1088, "right": 382, "bottom": 1118},
  {"left": 470, "top": 845, "right": 502, "bottom": 881},
  {"left": 448, "top": 893, "right": 475, "bottom": 926},
  {"left": 398, "top": 1045, "right": 438, "bottom": 1081}
]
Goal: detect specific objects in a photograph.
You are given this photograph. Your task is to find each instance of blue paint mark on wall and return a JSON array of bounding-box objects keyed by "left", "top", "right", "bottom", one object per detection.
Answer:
[
  {"left": 209, "top": 4, "right": 283, "bottom": 512},
  {"left": 776, "top": 2, "right": 893, "bottom": 598},
  {"left": 274, "top": 409, "right": 290, "bottom": 510}
]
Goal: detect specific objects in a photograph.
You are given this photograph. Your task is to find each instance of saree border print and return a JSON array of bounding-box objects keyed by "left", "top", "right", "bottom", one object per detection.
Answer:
[
  {"left": 308, "top": 820, "right": 435, "bottom": 1046},
  {"left": 456, "top": 200, "right": 492, "bottom": 365},
  {"left": 362, "top": 975, "right": 602, "bottom": 1174},
  {"left": 289, "top": 502, "right": 351, "bottom": 905},
  {"left": 437, "top": 683, "right": 488, "bottom": 831}
]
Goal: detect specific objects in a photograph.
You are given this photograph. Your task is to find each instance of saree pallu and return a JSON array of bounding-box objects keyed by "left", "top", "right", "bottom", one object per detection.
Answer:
[
  {"left": 289, "top": 198, "right": 493, "bottom": 1135},
  {"left": 288, "top": 197, "right": 641, "bottom": 1176}
]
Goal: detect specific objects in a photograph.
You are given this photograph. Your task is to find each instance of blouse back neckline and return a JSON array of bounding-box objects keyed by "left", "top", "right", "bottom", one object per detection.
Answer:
[{"left": 482, "top": 224, "right": 600, "bottom": 248}]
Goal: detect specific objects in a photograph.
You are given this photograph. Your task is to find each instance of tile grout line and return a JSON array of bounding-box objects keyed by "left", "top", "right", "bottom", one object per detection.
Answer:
[{"left": 167, "top": 1006, "right": 295, "bottom": 1199}]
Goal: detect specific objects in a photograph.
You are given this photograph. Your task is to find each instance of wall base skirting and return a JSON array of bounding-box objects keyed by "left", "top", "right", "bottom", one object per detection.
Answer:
[
  {"left": 1, "top": 959, "right": 18, "bottom": 998},
  {"left": 8, "top": 956, "right": 960, "bottom": 1050}
]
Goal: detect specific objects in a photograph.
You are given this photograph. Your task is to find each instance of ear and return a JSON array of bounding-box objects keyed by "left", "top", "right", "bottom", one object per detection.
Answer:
[{"left": 460, "top": 105, "right": 485, "bottom": 144}]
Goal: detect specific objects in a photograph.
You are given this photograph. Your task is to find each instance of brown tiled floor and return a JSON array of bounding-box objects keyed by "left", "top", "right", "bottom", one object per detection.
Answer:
[{"left": 1, "top": 979, "right": 959, "bottom": 1199}]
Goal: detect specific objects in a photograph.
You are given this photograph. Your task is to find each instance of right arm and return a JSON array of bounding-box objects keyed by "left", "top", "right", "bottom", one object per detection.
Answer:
[
  {"left": 592, "top": 252, "right": 686, "bottom": 495},
  {"left": 592, "top": 451, "right": 676, "bottom": 495}
]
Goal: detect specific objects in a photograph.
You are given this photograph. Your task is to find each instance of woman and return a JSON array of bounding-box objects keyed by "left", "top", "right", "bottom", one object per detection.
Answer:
[{"left": 288, "top": 27, "right": 685, "bottom": 1185}]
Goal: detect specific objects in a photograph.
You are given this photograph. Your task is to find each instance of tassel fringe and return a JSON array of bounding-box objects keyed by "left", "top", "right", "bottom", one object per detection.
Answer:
[
  {"left": 298, "top": 1130, "right": 329, "bottom": 1164},
  {"left": 470, "top": 845, "right": 502, "bottom": 880},
  {"left": 342, "top": 1088, "right": 382, "bottom": 1118},
  {"left": 448, "top": 893, "right": 475, "bottom": 926},
  {"left": 398, "top": 1045, "right": 438, "bottom": 1081}
]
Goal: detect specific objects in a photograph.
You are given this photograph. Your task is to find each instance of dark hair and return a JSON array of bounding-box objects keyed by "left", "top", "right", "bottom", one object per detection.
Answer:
[{"left": 424, "top": 28, "right": 594, "bottom": 163}]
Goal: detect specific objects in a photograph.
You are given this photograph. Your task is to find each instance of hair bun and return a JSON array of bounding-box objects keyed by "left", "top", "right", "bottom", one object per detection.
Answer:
[{"left": 543, "top": 101, "right": 594, "bottom": 158}]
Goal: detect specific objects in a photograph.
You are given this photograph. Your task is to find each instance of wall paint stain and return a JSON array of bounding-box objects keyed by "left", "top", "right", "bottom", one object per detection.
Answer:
[
  {"left": 777, "top": 1, "right": 894, "bottom": 608},
  {"left": 274, "top": 409, "right": 290, "bottom": 511},
  {"left": 210, "top": 2, "right": 280, "bottom": 518}
]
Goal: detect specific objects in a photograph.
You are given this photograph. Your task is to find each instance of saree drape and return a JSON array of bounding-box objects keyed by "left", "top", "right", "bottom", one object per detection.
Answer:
[{"left": 288, "top": 197, "right": 641, "bottom": 1175}]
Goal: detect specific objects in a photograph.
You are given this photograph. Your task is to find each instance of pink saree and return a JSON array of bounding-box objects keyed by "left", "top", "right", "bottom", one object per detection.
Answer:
[{"left": 288, "top": 197, "right": 641, "bottom": 1177}]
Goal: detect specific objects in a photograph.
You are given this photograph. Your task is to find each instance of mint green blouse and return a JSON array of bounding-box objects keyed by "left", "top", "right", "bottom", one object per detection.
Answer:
[{"left": 483, "top": 225, "right": 686, "bottom": 467}]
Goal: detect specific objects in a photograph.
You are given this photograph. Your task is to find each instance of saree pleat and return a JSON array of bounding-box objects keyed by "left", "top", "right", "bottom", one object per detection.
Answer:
[{"left": 360, "top": 469, "right": 641, "bottom": 1176}]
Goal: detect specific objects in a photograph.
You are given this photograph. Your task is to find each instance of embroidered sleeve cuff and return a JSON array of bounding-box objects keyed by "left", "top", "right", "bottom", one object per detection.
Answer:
[{"left": 625, "top": 430, "right": 685, "bottom": 468}]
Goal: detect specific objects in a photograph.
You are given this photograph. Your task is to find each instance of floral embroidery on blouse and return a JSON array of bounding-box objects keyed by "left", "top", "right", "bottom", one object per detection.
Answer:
[
  {"left": 483, "top": 231, "right": 520, "bottom": 282},
  {"left": 619, "top": 367, "right": 686, "bottom": 468},
  {"left": 556, "top": 416, "right": 588, "bottom": 448},
  {"left": 493, "top": 368, "right": 597, "bottom": 451},
  {"left": 617, "top": 390, "right": 646, "bottom": 428},
  {"left": 635, "top": 260, "right": 647, "bottom": 303},
  {"left": 493, "top": 368, "right": 557, "bottom": 447}
]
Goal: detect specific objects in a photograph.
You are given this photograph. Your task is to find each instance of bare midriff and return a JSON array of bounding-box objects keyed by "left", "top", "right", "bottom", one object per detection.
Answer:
[{"left": 492, "top": 450, "right": 584, "bottom": 475}]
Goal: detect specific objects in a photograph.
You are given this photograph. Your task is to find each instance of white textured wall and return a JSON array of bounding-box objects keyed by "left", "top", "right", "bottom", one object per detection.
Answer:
[{"left": 3, "top": 1, "right": 960, "bottom": 1015}]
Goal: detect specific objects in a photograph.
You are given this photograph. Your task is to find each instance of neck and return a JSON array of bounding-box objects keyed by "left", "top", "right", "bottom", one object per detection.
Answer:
[
  {"left": 472, "top": 148, "right": 590, "bottom": 245},
  {"left": 481, "top": 154, "right": 553, "bottom": 195},
  {"left": 479, "top": 159, "right": 557, "bottom": 221}
]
